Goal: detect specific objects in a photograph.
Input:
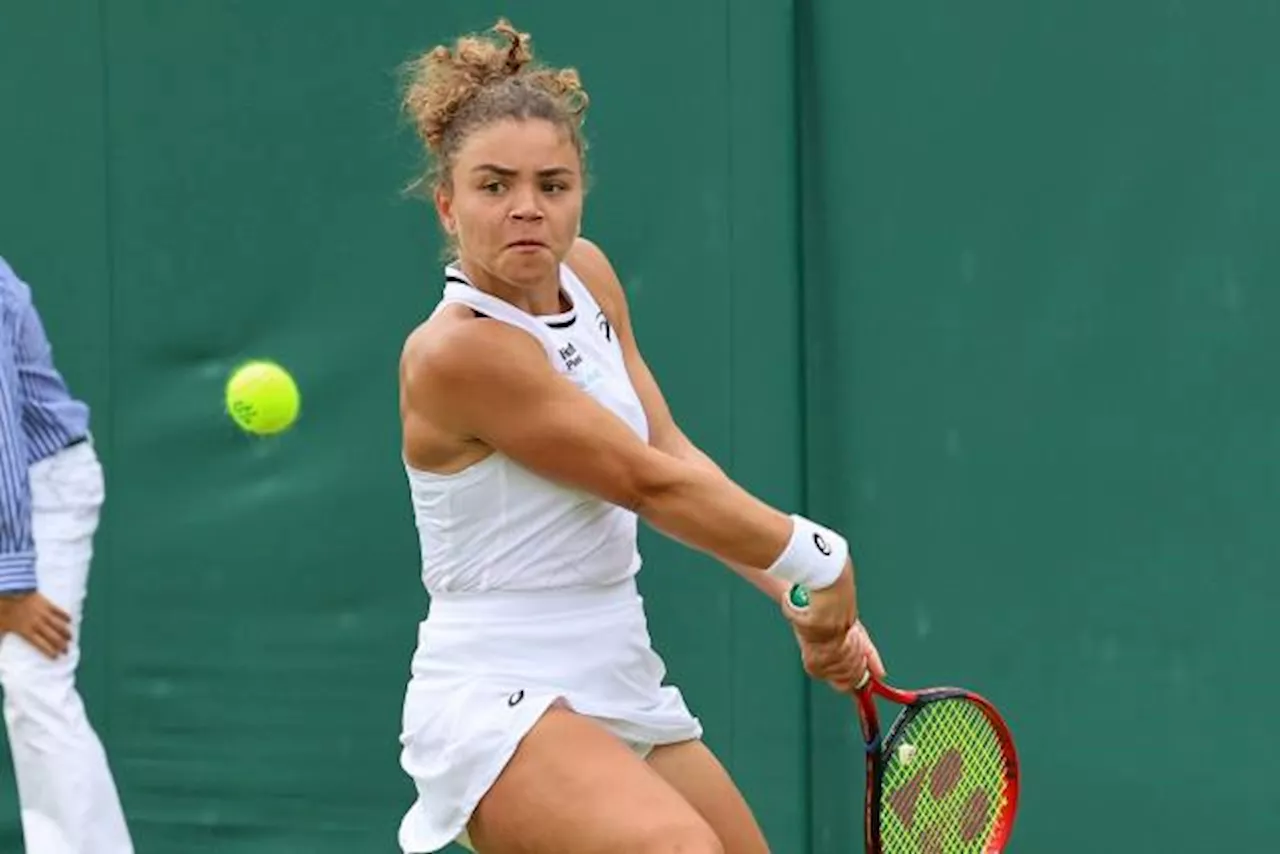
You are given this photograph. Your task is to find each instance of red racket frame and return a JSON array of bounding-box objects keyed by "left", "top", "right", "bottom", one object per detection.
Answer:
[{"left": 854, "top": 677, "right": 1020, "bottom": 853}]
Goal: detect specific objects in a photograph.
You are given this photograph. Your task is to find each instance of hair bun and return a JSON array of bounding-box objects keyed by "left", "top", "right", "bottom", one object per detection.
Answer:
[
  {"left": 492, "top": 18, "right": 532, "bottom": 77},
  {"left": 402, "top": 18, "right": 541, "bottom": 155},
  {"left": 400, "top": 18, "right": 591, "bottom": 197}
]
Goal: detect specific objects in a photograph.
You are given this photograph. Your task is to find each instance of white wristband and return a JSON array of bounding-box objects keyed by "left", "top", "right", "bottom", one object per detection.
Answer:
[{"left": 765, "top": 514, "right": 848, "bottom": 590}]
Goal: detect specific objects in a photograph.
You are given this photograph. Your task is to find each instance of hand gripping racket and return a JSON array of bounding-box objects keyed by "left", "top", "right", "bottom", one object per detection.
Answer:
[{"left": 789, "top": 585, "right": 1020, "bottom": 853}]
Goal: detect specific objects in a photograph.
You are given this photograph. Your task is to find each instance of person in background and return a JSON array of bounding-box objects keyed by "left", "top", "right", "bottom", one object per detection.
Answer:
[{"left": 0, "top": 255, "right": 133, "bottom": 853}]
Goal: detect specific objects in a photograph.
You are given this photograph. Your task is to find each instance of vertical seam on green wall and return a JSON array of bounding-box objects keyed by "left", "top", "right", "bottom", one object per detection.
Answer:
[
  {"left": 96, "top": 0, "right": 117, "bottom": 739},
  {"left": 791, "top": 1, "right": 814, "bottom": 850},
  {"left": 724, "top": 0, "right": 738, "bottom": 765}
]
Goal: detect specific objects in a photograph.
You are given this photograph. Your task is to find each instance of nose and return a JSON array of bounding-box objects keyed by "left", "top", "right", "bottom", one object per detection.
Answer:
[
  {"left": 508, "top": 186, "right": 544, "bottom": 222},
  {"left": 509, "top": 205, "right": 543, "bottom": 223}
]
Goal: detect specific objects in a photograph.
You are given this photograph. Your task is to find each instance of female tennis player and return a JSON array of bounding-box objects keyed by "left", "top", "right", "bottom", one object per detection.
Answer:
[{"left": 395, "top": 19, "right": 884, "bottom": 854}]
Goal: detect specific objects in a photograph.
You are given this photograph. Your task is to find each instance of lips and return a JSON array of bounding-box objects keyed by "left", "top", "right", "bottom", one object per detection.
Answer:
[{"left": 507, "top": 239, "right": 547, "bottom": 249}]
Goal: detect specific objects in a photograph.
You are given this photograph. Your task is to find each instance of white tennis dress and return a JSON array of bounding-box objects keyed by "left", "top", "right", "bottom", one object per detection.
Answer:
[{"left": 396, "top": 262, "right": 703, "bottom": 853}]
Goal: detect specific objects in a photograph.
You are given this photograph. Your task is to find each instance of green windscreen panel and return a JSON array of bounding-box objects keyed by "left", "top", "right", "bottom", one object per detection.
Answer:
[
  {"left": 801, "top": 1, "right": 1280, "bottom": 852},
  {"left": 1, "top": 1, "right": 810, "bottom": 851}
]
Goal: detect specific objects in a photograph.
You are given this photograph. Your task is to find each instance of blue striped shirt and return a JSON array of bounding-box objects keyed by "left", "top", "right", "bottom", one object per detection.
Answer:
[{"left": 0, "top": 256, "right": 91, "bottom": 594}]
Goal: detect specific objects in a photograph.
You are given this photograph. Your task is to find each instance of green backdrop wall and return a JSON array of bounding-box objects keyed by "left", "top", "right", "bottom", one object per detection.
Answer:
[
  {"left": 2, "top": 1, "right": 1278, "bottom": 851},
  {"left": 798, "top": 2, "right": 1280, "bottom": 851}
]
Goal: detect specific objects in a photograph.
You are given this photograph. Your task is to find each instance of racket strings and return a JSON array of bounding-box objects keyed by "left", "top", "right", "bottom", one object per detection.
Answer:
[{"left": 879, "top": 699, "right": 1010, "bottom": 853}]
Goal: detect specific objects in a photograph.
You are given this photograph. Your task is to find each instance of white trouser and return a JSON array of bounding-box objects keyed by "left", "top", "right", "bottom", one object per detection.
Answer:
[{"left": 0, "top": 440, "right": 133, "bottom": 854}]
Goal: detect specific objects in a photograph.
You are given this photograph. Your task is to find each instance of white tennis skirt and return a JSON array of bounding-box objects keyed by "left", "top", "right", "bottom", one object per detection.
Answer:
[{"left": 396, "top": 576, "right": 703, "bottom": 853}]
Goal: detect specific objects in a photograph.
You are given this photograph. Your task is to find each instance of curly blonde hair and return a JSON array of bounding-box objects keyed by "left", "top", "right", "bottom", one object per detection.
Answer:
[{"left": 401, "top": 18, "right": 590, "bottom": 194}]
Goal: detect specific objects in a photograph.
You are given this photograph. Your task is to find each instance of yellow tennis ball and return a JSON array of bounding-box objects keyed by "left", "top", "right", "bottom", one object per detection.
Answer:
[{"left": 225, "top": 360, "right": 300, "bottom": 435}]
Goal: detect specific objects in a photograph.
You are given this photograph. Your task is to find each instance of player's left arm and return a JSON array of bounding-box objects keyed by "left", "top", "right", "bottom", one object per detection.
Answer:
[{"left": 566, "top": 238, "right": 788, "bottom": 605}]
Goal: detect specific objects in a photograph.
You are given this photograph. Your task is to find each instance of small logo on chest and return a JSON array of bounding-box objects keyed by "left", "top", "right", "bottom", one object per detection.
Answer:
[{"left": 558, "top": 342, "right": 584, "bottom": 371}]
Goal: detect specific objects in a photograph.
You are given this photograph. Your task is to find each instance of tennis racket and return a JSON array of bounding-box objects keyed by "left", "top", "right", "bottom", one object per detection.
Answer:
[{"left": 789, "top": 585, "right": 1020, "bottom": 853}]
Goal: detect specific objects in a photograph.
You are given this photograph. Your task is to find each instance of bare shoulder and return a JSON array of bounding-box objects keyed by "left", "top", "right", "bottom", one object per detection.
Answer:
[
  {"left": 401, "top": 306, "right": 550, "bottom": 403},
  {"left": 399, "top": 304, "right": 563, "bottom": 469},
  {"left": 565, "top": 237, "right": 633, "bottom": 326}
]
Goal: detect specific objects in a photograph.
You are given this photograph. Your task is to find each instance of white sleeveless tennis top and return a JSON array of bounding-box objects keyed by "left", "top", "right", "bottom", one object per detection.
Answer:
[{"left": 404, "top": 261, "right": 650, "bottom": 595}]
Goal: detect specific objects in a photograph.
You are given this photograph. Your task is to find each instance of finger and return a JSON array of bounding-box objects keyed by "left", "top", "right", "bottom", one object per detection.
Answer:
[
  {"left": 826, "top": 657, "right": 869, "bottom": 694},
  {"left": 37, "top": 624, "right": 68, "bottom": 657},
  {"left": 809, "top": 651, "right": 859, "bottom": 686},
  {"left": 34, "top": 613, "right": 71, "bottom": 649},
  {"left": 27, "top": 629, "right": 57, "bottom": 659},
  {"left": 866, "top": 636, "right": 886, "bottom": 679},
  {"left": 801, "top": 644, "right": 836, "bottom": 674},
  {"left": 818, "top": 668, "right": 858, "bottom": 692},
  {"left": 844, "top": 656, "right": 869, "bottom": 691},
  {"left": 47, "top": 602, "right": 72, "bottom": 624},
  {"left": 821, "top": 658, "right": 858, "bottom": 684},
  {"left": 848, "top": 622, "right": 886, "bottom": 679},
  {"left": 835, "top": 632, "right": 870, "bottom": 689},
  {"left": 828, "top": 666, "right": 866, "bottom": 694},
  {"left": 40, "top": 614, "right": 70, "bottom": 647},
  {"left": 804, "top": 636, "right": 846, "bottom": 660},
  {"left": 50, "top": 620, "right": 72, "bottom": 649},
  {"left": 801, "top": 647, "right": 847, "bottom": 682}
]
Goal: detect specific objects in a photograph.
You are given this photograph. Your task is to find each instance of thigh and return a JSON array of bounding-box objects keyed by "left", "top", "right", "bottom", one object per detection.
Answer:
[
  {"left": 645, "top": 739, "right": 770, "bottom": 854},
  {"left": 466, "top": 704, "right": 721, "bottom": 854}
]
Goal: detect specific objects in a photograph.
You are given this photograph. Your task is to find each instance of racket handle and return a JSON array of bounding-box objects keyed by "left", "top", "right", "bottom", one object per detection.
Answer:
[{"left": 787, "top": 584, "right": 810, "bottom": 609}]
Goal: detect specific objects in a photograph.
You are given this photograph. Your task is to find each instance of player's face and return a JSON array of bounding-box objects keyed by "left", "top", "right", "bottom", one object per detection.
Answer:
[{"left": 437, "top": 117, "right": 584, "bottom": 288}]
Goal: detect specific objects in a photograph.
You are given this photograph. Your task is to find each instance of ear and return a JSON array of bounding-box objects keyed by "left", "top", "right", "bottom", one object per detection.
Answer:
[{"left": 434, "top": 184, "right": 457, "bottom": 237}]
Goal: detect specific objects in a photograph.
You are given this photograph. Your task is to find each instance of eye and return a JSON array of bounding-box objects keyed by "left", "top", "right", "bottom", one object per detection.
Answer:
[
  {"left": 481, "top": 180, "right": 506, "bottom": 195},
  {"left": 541, "top": 180, "right": 569, "bottom": 194}
]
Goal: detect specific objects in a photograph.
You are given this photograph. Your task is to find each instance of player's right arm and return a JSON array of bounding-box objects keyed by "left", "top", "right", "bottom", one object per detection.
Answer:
[{"left": 403, "top": 316, "right": 852, "bottom": 638}]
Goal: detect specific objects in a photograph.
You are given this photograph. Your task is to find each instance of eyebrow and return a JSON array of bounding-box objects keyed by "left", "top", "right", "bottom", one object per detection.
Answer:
[{"left": 472, "top": 164, "right": 575, "bottom": 177}]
